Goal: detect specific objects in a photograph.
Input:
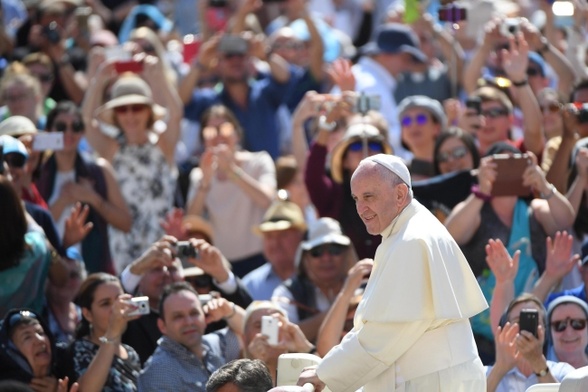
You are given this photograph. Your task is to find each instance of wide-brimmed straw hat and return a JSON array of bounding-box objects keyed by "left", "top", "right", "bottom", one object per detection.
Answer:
[
  {"left": 95, "top": 75, "right": 166, "bottom": 126},
  {"left": 329, "top": 123, "right": 393, "bottom": 183},
  {"left": 253, "top": 198, "right": 307, "bottom": 235},
  {"left": 182, "top": 214, "right": 214, "bottom": 244}
]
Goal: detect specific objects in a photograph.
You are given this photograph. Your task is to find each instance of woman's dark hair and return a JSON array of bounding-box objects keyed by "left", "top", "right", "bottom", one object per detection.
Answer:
[
  {"left": 198, "top": 105, "right": 244, "bottom": 145},
  {"left": 0, "top": 175, "right": 27, "bottom": 271},
  {"left": 433, "top": 127, "right": 480, "bottom": 175},
  {"left": 45, "top": 100, "right": 84, "bottom": 132},
  {"left": 74, "top": 273, "right": 120, "bottom": 339}
]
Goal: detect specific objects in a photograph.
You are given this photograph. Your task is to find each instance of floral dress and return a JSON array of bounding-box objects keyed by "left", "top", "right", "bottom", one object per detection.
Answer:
[
  {"left": 69, "top": 339, "right": 141, "bottom": 392},
  {"left": 109, "top": 137, "right": 177, "bottom": 273}
]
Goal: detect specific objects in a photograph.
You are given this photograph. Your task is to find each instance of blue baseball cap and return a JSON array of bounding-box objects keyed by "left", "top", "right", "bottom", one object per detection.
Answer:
[
  {"left": 0, "top": 135, "right": 28, "bottom": 159},
  {"left": 360, "top": 23, "right": 426, "bottom": 63},
  {"left": 289, "top": 17, "right": 341, "bottom": 63},
  {"left": 528, "top": 51, "right": 546, "bottom": 77}
]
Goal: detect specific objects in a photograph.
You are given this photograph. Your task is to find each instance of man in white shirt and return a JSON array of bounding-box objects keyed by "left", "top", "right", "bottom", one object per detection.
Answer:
[
  {"left": 340, "top": 23, "right": 427, "bottom": 159},
  {"left": 298, "top": 154, "right": 488, "bottom": 391}
]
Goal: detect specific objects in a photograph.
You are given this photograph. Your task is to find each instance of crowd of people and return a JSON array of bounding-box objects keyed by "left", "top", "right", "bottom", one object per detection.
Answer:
[{"left": 2, "top": 0, "right": 588, "bottom": 391}]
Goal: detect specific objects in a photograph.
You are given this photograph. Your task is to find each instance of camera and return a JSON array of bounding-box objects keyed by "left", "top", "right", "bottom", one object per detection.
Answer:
[
  {"left": 438, "top": 4, "right": 467, "bottom": 23},
  {"left": 261, "top": 315, "right": 279, "bottom": 346},
  {"left": 500, "top": 18, "right": 521, "bottom": 37},
  {"left": 127, "top": 296, "right": 150, "bottom": 317},
  {"left": 175, "top": 241, "right": 198, "bottom": 259},
  {"left": 42, "top": 21, "right": 61, "bottom": 44},
  {"left": 465, "top": 97, "right": 482, "bottom": 115},
  {"left": 209, "top": 0, "right": 228, "bottom": 8}
]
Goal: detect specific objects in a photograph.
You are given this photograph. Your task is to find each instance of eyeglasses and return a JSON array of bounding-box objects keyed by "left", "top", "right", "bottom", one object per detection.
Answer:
[
  {"left": 54, "top": 121, "right": 84, "bottom": 133},
  {"left": 347, "top": 141, "right": 383, "bottom": 153},
  {"left": 481, "top": 108, "right": 509, "bottom": 119},
  {"left": 4, "top": 153, "right": 27, "bottom": 168},
  {"left": 8, "top": 310, "right": 38, "bottom": 329},
  {"left": 527, "top": 68, "right": 542, "bottom": 77},
  {"left": 551, "top": 318, "right": 587, "bottom": 332},
  {"left": 401, "top": 113, "right": 429, "bottom": 127},
  {"left": 437, "top": 146, "right": 469, "bottom": 163},
  {"left": 114, "top": 104, "right": 148, "bottom": 114},
  {"left": 309, "top": 243, "right": 347, "bottom": 258},
  {"left": 541, "top": 102, "right": 562, "bottom": 114}
]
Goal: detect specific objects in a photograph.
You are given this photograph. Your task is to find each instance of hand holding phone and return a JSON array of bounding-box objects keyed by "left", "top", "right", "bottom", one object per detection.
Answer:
[
  {"left": 518, "top": 309, "right": 539, "bottom": 338},
  {"left": 33, "top": 133, "right": 64, "bottom": 151},
  {"left": 261, "top": 315, "right": 279, "bottom": 346}
]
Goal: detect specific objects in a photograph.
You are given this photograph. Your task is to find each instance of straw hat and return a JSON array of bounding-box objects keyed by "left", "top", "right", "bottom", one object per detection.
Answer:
[
  {"left": 182, "top": 214, "right": 214, "bottom": 244},
  {"left": 94, "top": 75, "right": 166, "bottom": 126},
  {"left": 0, "top": 116, "right": 39, "bottom": 137},
  {"left": 329, "top": 123, "right": 393, "bottom": 183},
  {"left": 254, "top": 198, "right": 307, "bottom": 235}
]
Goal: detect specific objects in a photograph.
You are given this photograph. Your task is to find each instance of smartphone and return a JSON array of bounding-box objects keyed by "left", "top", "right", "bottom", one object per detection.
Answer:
[
  {"left": 491, "top": 153, "right": 532, "bottom": 197},
  {"left": 114, "top": 60, "right": 143, "bottom": 74},
  {"left": 183, "top": 35, "right": 201, "bottom": 64},
  {"left": 438, "top": 5, "right": 467, "bottom": 23},
  {"left": 33, "top": 132, "right": 63, "bottom": 151},
  {"left": 261, "top": 315, "right": 279, "bottom": 346},
  {"left": 519, "top": 309, "right": 539, "bottom": 338},
  {"left": 104, "top": 45, "right": 132, "bottom": 62},
  {"left": 552, "top": 1, "right": 574, "bottom": 28},
  {"left": 127, "top": 296, "right": 150, "bottom": 317},
  {"left": 465, "top": 97, "right": 482, "bottom": 115},
  {"left": 352, "top": 94, "right": 381, "bottom": 114}
]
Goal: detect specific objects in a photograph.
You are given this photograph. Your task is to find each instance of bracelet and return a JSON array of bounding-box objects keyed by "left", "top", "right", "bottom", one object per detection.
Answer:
[
  {"left": 99, "top": 335, "right": 118, "bottom": 344},
  {"left": 540, "top": 184, "right": 556, "bottom": 200},
  {"left": 223, "top": 303, "right": 236, "bottom": 320},
  {"left": 534, "top": 366, "right": 550, "bottom": 377},
  {"left": 471, "top": 184, "right": 492, "bottom": 202},
  {"left": 318, "top": 115, "right": 337, "bottom": 132},
  {"left": 511, "top": 78, "right": 528, "bottom": 87}
]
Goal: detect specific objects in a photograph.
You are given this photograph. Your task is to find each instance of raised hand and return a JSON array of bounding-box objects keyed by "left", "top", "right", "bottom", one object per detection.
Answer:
[
  {"left": 486, "top": 238, "right": 520, "bottom": 284},
  {"left": 544, "top": 231, "right": 580, "bottom": 281}
]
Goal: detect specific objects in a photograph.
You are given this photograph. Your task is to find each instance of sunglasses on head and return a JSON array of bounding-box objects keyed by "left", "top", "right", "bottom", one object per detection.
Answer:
[
  {"left": 541, "top": 102, "right": 562, "bottom": 114},
  {"left": 309, "top": 243, "right": 347, "bottom": 258},
  {"left": 481, "top": 108, "right": 509, "bottom": 119},
  {"left": 551, "top": 318, "right": 587, "bottom": 332},
  {"left": 347, "top": 141, "right": 383, "bottom": 153},
  {"left": 437, "top": 146, "right": 468, "bottom": 163},
  {"left": 4, "top": 153, "right": 27, "bottom": 168},
  {"left": 54, "top": 121, "right": 84, "bottom": 133},
  {"left": 114, "top": 104, "right": 147, "bottom": 114},
  {"left": 401, "top": 113, "right": 429, "bottom": 127},
  {"left": 8, "top": 310, "right": 38, "bottom": 329}
]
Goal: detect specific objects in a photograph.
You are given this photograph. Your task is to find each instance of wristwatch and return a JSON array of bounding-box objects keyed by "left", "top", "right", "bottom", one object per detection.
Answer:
[
  {"left": 534, "top": 366, "right": 550, "bottom": 377},
  {"left": 99, "top": 335, "right": 117, "bottom": 344}
]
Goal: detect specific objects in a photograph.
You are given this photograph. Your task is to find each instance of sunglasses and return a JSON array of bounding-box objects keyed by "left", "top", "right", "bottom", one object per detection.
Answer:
[
  {"left": 437, "top": 146, "right": 469, "bottom": 163},
  {"left": 309, "top": 243, "right": 347, "bottom": 258},
  {"left": 526, "top": 68, "right": 542, "bottom": 77},
  {"left": 223, "top": 53, "right": 246, "bottom": 60},
  {"left": 54, "top": 121, "right": 84, "bottom": 133},
  {"left": 4, "top": 153, "right": 27, "bottom": 168},
  {"left": 401, "top": 113, "right": 429, "bottom": 127},
  {"left": 481, "top": 108, "right": 509, "bottom": 119},
  {"left": 541, "top": 102, "right": 562, "bottom": 114},
  {"left": 8, "top": 310, "right": 38, "bottom": 329},
  {"left": 551, "top": 318, "right": 587, "bottom": 332},
  {"left": 33, "top": 73, "right": 54, "bottom": 83},
  {"left": 186, "top": 274, "right": 213, "bottom": 288},
  {"left": 114, "top": 104, "right": 148, "bottom": 114},
  {"left": 347, "top": 141, "right": 383, "bottom": 153}
]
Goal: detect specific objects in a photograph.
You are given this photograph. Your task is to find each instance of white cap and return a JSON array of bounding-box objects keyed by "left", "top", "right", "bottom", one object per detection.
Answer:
[{"left": 365, "top": 154, "right": 411, "bottom": 188}]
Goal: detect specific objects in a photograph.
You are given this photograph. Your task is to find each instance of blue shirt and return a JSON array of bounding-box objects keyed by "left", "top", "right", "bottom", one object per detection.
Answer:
[
  {"left": 184, "top": 74, "right": 295, "bottom": 159},
  {"left": 485, "top": 360, "right": 574, "bottom": 392},
  {"left": 137, "top": 329, "right": 240, "bottom": 392},
  {"left": 242, "top": 263, "right": 288, "bottom": 301}
]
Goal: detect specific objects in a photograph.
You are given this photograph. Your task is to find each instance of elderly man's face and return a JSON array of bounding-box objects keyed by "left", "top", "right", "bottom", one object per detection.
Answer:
[
  {"left": 262, "top": 228, "right": 304, "bottom": 271},
  {"left": 138, "top": 259, "right": 183, "bottom": 308},
  {"left": 351, "top": 163, "right": 404, "bottom": 235}
]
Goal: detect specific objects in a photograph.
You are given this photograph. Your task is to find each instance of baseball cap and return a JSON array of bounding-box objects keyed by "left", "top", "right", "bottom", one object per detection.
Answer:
[
  {"left": 0, "top": 135, "right": 28, "bottom": 159},
  {"left": 397, "top": 95, "right": 447, "bottom": 128},
  {"left": 360, "top": 23, "right": 426, "bottom": 63},
  {"left": 301, "top": 217, "right": 351, "bottom": 251}
]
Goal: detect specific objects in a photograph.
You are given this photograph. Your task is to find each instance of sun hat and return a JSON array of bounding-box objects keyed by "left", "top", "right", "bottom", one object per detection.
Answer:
[
  {"left": 360, "top": 23, "right": 426, "bottom": 63},
  {"left": 0, "top": 116, "right": 39, "bottom": 137},
  {"left": 254, "top": 198, "right": 307, "bottom": 235},
  {"left": 329, "top": 123, "right": 393, "bottom": 184},
  {"left": 364, "top": 153, "right": 411, "bottom": 188},
  {"left": 301, "top": 218, "right": 351, "bottom": 251},
  {"left": 397, "top": 95, "right": 448, "bottom": 128},
  {"left": 182, "top": 215, "right": 214, "bottom": 244},
  {"left": 94, "top": 75, "right": 167, "bottom": 126}
]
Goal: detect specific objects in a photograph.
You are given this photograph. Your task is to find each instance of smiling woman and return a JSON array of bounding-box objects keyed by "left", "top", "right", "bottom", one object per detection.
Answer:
[{"left": 0, "top": 309, "right": 69, "bottom": 386}]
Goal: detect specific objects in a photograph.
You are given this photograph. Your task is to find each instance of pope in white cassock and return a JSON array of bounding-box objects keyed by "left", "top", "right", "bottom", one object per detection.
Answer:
[{"left": 298, "top": 154, "right": 489, "bottom": 391}]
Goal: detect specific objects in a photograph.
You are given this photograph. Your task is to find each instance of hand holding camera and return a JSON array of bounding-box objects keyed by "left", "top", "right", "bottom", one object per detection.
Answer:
[
  {"left": 129, "top": 236, "right": 177, "bottom": 276},
  {"left": 501, "top": 33, "right": 529, "bottom": 84},
  {"left": 183, "top": 239, "right": 231, "bottom": 284}
]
